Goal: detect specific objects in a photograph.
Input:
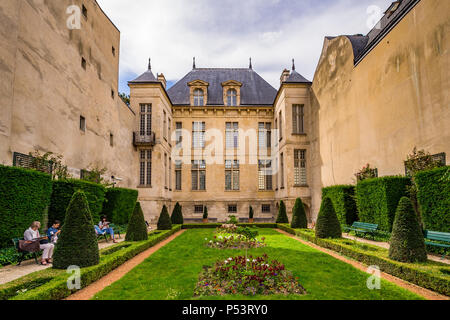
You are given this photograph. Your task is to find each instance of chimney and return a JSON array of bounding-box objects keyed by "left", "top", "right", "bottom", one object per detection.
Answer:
[
  {"left": 157, "top": 73, "right": 167, "bottom": 89},
  {"left": 280, "top": 69, "right": 290, "bottom": 85}
]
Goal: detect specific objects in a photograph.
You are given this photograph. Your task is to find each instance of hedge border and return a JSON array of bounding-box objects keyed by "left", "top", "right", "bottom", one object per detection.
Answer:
[
  {"left": 181, "top": 223, "right": 278, "bottom": 229},
  {"left": 277, "top": 224, "right": 450, "bottom": 297},
  {"left": 4, "top": 225, "right": 182, "bottom": 300},
  {"left": 322, "top": 185, "right": 358, "bottom": 226}
]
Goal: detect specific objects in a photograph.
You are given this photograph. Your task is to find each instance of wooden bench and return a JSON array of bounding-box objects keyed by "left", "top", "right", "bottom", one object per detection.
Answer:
[
  {"left": 344, "top": 222, "right": 378, "bottom": 239},
  {"left": 424, "top": 230, "right": 450, "bottom": 259},
  {"left": 11, "top": 238, "right": 41, "bottom": 266}
]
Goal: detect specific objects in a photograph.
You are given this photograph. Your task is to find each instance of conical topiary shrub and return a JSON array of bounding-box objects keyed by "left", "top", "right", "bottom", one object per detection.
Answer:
[
  {"left": 171, "top": 202, "right": 184, "bottom": 225},
  {"left": 53, "top": 191, "right": 99, "bottom": 269},
  {"left": 276, "top": 200, "right": 289, "bottom": 223},
  {"left": 315, "top": 197, "right": 342, "bottom": 239},
  {"left": 389, "top": 197, "right": 427, "bottom": 263},
  {"left": 126, "top": 202, "right": 148, "bottom": 242},
  {"left": 291, "top": 198, "right": 308, "bottom": 229},
  {"left": 157, "top": 205, "right": 172, "bottom": 230}
]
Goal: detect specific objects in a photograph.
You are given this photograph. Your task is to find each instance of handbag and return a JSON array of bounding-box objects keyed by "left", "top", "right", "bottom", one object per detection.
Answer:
[{"left": 19, "top": 240, "right": 41, "bottom": 253}]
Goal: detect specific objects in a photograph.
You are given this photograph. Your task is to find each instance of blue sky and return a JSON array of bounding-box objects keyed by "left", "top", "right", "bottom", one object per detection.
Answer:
[{"left": 96, "top": 0, "right": 393, "bottom": 95}]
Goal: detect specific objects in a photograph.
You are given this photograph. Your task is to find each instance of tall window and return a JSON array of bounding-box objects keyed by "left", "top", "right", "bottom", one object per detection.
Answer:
[
  {"left": 140, "top": 150, "right": 152, "bottom": 186},
  {"left": 175, "top": 160, "right": 182, "bottom": 191},
  {"left": 280, "top": 153, "right": 285, "bottom": 188},
  {"left": 168, "top": 118, "right": 171, "bottom": 142},
  {"left": 292, "top": 104, "right": 305, "bottom": 134},
  {"left": 227, "top": 89, "right": 237, "bottom": 106},
  {"left": 226, "top": 122, "right": 239, "bottom": 149},
  {"left": 279, "top": 111, "right": 283, "bottom": 141},
  {"left": 163, "top": 111, "right": 167, "bottom": 140},
  {"left": 194, "top": 89, "right": 204, "bottom": 106},
  {"left": 169, "top": 157, "right": 172, "bottom": 191},
  {"left": 80, "top": 116, "right": 86, "bottom": 132},
  {"left": 192, "top": 122, "right": 206, "bottom": 148},
  {"left": 164, "top": 153, "right": 168, "bottom": 189},
  {"left": 225, "top": 160, "right": 240, "bottom": 191},
  {"left": 140, "top": 104, "right": 152, "bottom": 136},
  {"left": 258, "top": 160, "right": 272, "bottom": 191},
  {"left": 294, "top": 150, "right": 307, "bottom": 186},
  {"left": 176, "top": 122, "right": 183, "bottom": 148},
  {"left": 258, "top": 123, "right": 271, "bottom": 149},
  {"left": 192, "top": 160, "right": 206, "bottom": 190}
]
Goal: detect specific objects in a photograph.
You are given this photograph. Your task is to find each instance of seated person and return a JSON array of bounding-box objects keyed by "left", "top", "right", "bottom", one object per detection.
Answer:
[
  {"left": 24, "top": 221, "right": 55, "bottom": 265},
  {"left": 46, "top": 220, "right": 61, "bottom": 244},
  {"left": 98, "top": 215, "right": 117, "bottom": 243}
]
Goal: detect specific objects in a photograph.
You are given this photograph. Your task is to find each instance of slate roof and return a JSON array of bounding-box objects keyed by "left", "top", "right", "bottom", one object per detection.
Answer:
[
  {"left": 129, "top": 68, "right": 157, "bottom": 83},
  {"left": 284, "top": 70, "right": 311, "bottom": 84},
  {"left": 167, "top": 68, "right": 278, "bottom": 106}
]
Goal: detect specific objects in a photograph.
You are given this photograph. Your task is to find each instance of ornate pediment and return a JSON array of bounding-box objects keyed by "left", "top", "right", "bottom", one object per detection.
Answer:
[
  {"left": 188, "top": 80, "right": 209, "bottom": 87},
  {"left": 221, "top": 80, "right": 242, "bottom": 87}
]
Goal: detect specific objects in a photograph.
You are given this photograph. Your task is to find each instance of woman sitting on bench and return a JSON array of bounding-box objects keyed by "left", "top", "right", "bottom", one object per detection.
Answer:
[
  {"left": 98, "top": 216, "right": 117, "bottom": 243},
  {"left": 24, "top": 221, "right": 54, "bottom": 265}
]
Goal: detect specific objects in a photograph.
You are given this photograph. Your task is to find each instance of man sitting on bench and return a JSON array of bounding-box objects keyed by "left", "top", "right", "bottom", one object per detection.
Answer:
[{"left": 23, "top": 221, "right": 54, "bottom": 265}]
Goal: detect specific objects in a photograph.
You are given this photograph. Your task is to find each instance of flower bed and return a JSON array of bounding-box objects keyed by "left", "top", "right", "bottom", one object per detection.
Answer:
[
  {"left": 194, "top": 254, "right": 306, "bottom": 297},
  {"left": 205, "top": 225, "right": 267, "bottom": 249}
]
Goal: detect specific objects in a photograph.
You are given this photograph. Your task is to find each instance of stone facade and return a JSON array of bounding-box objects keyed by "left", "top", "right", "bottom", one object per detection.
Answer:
[{"left": 1, "top": 0, "right": 448, "bottom": 224}]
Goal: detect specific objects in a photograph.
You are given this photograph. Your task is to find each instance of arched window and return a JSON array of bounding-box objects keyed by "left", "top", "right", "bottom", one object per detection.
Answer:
[
  {"left": 227, "top": 89, "right": 237, "bottom": 106},
  {"left": 193, "top": 89, "right": 204, "bottom": 106}
]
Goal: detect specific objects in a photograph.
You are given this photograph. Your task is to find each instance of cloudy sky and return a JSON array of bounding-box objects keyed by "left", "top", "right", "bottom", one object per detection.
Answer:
[{"left": 96, "top": 0, "right": 393, "bottom": 94}]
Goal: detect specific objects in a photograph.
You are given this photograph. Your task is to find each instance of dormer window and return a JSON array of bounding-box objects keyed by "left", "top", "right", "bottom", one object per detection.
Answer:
[
  {"left": 222, "top": 80, "right": 242, "bottom": 106},
  {"left": 194, "top": 89, "right": 204, "bottom": 106},
  {"left": 227, "top": 89, "right": 237, "bottom": 106}
]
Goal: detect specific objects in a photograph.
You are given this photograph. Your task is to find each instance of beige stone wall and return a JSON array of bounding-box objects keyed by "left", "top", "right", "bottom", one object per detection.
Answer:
[
  {"left": 0, "top": 0, "right": 138, "bottom": 188},
  {"left": 310, "top": 0, "right": 450, "bottom": 220}
]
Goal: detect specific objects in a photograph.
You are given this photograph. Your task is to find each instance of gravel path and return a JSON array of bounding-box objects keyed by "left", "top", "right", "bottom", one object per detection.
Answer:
[
  {"left": 278, "top": 229, "right": 449, "bottom": 301},
  {"left": 66, "top": 230, "right": 185, "bottom": 300}
]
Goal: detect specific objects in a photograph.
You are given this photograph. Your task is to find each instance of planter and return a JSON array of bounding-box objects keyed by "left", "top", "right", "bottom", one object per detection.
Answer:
[
  {"left": 248, "top": 218, "right": 254, "bottom": 224},
  {"left": 202, "top": 218, "right": 208, "bottom": 223}
]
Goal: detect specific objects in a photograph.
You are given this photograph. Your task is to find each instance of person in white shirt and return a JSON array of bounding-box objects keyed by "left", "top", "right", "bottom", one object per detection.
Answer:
[{"left": 24, "top": 221, "right": 55, "bottom": 265}]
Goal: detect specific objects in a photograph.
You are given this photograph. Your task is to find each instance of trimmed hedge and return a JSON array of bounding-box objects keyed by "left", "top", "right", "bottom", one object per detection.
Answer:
[
  {"left": 277, "top": 224, "right": 450, "bottom": 297},
  {"left": 53, "top": 191, "right": 99, "bottom": 269},
  {"left": 322, "top": 185, "right": 358, "bottom": 226},
  {"left": 315, "top": 197, "right": 342, "bottom": 239},
  {"left": 4, "top": 226, "right": 181, "bottom": 300},
  {"left": 171, "top": 202, "right": 184, "bottom": 225},
  {"left": 181, "top": 223, "right": 278, "bottom": 229},
  {"left": 415, "top": 166, "right": 450, "bottom": 232},
  {"left": 125, "top": 202, "right": 148, "bottom": 242},
  {"left": 48, "top": 179, "right": 106, "bottom": 227},
  {"left": 101, "top": 187, "right": 138, "bottom": 225},
  {"left": 276, "top": 200, "right": 289, "bottom": 223},
  {"left": 157, "top": 205, "right": 172, "bottom": 230},
  {"left": 356, "top": 176, "right": 411, "bottom": 232},
  {"left": 291, "top": 198, "right": 308, "bottom": 229},
  {"left": 0, "top": 165, "right": 53, "bottom": 248}
]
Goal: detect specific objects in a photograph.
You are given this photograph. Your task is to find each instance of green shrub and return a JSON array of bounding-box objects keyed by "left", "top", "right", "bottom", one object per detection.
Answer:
[
  {"left": 157, "top": 205, "right": 172, "bottom": 230},
  {"left": 355, "top": 176, "right": 411, "bottom": 232},
  {"left": 49, "top": 179, "right": 106, "bottom": 227},
  {"left": 276, "top": 200, "right": 289, "bottom": 223},
  {"left": 0, "top": 165, "right": 53, "bottom": 248},
  {"left": 101, "top": 188, "right": 138, "bottom": 225},
  {"left": 249, "top": 206, "right": 254, "bottom": 219},
  {"left": 291, "top": 198, "right": 307, "bottom": 229},
  {"left": 203, "top": 206, "right": 208, "bottom": 220},
  {"left": 322, "top": 185, "right": 358, "bottom": 226},
  {"left": 389, "top": 197, "right": 427, "bottom": 263},
  {"left": 315, "top": 197, "right": 342, "bottom": 239},
  {"left": 125, "top": 202, "right": 148, "bottom": 242},
  {"left": 415, "top": 166, "right": 450, "bottom": 232},
  {"left": 171, "top": 202, "right": 184, "bottom": 225},
  {"left": 53, "top": 191, "right": 100, "bottom": 269}
]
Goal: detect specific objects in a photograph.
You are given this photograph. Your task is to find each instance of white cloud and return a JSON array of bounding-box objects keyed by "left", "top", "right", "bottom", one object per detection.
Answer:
[{"left": 96, "top": 0, "right": 393, "bottom": 92}]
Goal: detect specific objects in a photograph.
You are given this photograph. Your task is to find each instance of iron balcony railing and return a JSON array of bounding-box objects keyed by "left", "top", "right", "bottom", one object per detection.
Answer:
[{"left": 133, "top": 132, "right": 156, "bottom": 147}]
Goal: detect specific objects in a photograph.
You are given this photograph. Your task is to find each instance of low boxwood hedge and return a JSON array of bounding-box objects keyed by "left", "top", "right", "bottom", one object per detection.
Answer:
[
  {"left": 101, "top": 188, "right": 138, "bottom": 225},
  {"left": 2, "top": 226, "right": 181, "bottom": 300},
  {"left": 277, "top": 224, "right": 450, "bottom": 296},
  {"left": 415, "top": 166, "right": 450, "bottom": 232},
  {"left": 322, "top": 185, "right": 358, "bottom": 226},
  {"left": 0, "top": 165, "right": 53, "bottom": 249},
  {"left": 355, "top": 176, "right": 411, "bottom": 232},
  {"left": 181, "top": 223, "right": 278, "bottom": 229},
  {"left": 48, "top": 179, "right": 106, "bottom": 227}
]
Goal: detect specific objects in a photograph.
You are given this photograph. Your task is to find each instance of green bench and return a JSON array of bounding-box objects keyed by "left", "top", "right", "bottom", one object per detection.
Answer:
[
  {"left": 344, "top": 222, "right": 378, "bottom": 239},
  {"left": 424, "top": 230, "right": 450, "bottom": 259},
  {"left": 11, "top": 238, "right": 41, "bottom": 266}
]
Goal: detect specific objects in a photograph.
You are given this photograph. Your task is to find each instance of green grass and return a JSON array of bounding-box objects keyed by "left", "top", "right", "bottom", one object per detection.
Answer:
[{"left": 93, "top": 229, "right": 422, "bottom": 300}]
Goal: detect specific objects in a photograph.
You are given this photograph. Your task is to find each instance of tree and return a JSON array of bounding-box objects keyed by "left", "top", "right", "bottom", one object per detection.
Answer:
[
  {"left": 315, "top": 197, "right": 342, "bottom": 239},
  {"left": 276, "top": 200, "right": 289, "bottom": 223},
  {"left": 291, "top": 198, "right": 308, "bottom": 229},
  {"left": 126, "top": 202, "right": 148, "bottom": 241},
  {"left": 53, "top": 191, "right": 99, "bottom": 269},
  {"left": 171, "top": 202, "right": 184, "bottom": 225},
  {"left": 119, "top": 92, "right": 130, "bottom": 106},
  {"left": 157, "top": 205, "right": 172, "bottom": 230},
  {"left": 389, "top": 197, "right": 427, "bottom": 263}
]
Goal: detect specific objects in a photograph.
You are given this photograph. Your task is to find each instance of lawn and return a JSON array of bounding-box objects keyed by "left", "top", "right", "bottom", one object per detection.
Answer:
[{"left": 93, "top": 229, "right": 422, "bottom": 300}]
